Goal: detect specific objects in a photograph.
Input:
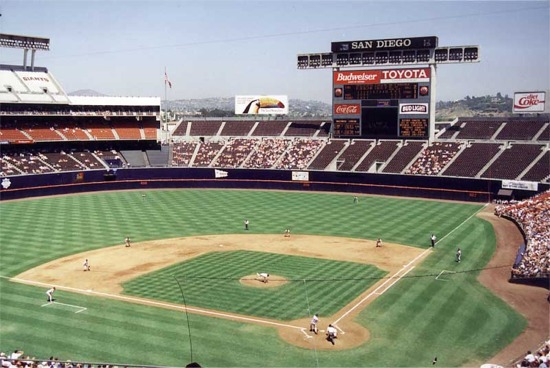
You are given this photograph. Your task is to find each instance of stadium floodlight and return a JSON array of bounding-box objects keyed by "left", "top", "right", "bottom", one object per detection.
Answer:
[{"left": 0, "top": 33, "right": 50, "bottom": 50}]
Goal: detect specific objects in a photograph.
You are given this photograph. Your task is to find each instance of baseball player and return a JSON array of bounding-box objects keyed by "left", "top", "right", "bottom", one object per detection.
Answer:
[
  {"left": 456, "top": 248, "right": 462, "bottom": 263},
  {"left": 46, "top": 287, "right": 56, "bottom": 302},
  {"left": 326, "top": 324, "right": 338, "bottom": 345},
  {"left": 431, "top": 234, "right": 437, "bottom": 248},
  {"left": 83, "top": 259, "right": 90, "bottom": 271},
  {"left": 125, "top": 237, "right": 131, "bottom": 247},
  {"left": 257, "top": 272, "right": 269, "bottom": 283},
  {"left": 309, "top": 314, "right": 319, "bottom": 334},
  {"left": 376, "top": 238, "right": 383, "bottom": 247},
  {"left": 284, "top": 228, "right": 291, "bottom": 238}
]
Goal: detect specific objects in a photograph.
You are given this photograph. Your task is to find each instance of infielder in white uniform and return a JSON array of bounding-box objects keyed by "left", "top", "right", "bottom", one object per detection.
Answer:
[{"left": 46, "top": 287, "right": 56, "bottom": 302}]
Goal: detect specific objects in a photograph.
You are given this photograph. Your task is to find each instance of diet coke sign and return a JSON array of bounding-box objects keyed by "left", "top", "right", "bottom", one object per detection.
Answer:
[
  {"left": 334, "top": 104, "right": 360, "bottom": 115},
  {"left": 513, "top": 92, "right": 546, "bottom": 113}
]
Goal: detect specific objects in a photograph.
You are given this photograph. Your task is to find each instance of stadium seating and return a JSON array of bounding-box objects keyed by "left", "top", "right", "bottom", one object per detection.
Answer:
[
  {"left": 189, "top": 120, "right": 222, "bottom": 137},
  {"left": 212, "top": 138, "right": 258, "bottom": 168},
  {"left": 275, "top": 138, "right": 324, "bottom": 170},
  {"left": 382, "top": 141, "right": 425, "bottom": 173},
  {"left": 454, "top": 119, "right": 505, "bottom": 140},
  {"left": 354, "top": 141, "right": 400, "bottom": 172},
  {"left": 307, "top": 139, "right": 347, "bottom": 170},
  {"left": 251, "top": 121, "right": 288, "bottom": 136},
  {"left": 480, "top": 144, "right": 545, "bottom": 180},
  {"left": 219, "top": 121, "right": 255, "bottom": 136},
  {"left": 193, "top": 141, "right": 225, "bottom": 167},
  {"left": 520, "top": 151, "right": 550, "bottom": 182},
  {"left": 442, "top": 143, "right": 502, "bottom": 178},
  {"left": 244, "top": 138, "right": 292, "bottom": 168},
  {"left": 495, "top": 119, "right": 546, "bottom": 141},
  {"left": 172, "top": 141, "right": 198, "bottom": 166},
  {"left": 336, "top": 140, "right": 374, "bottom": 171},
  {"left": 495, "top": 191, "right": 550, "bottom": 279},
  {"left": 406, "top": 142, "right": 462, "bottom": 175}
]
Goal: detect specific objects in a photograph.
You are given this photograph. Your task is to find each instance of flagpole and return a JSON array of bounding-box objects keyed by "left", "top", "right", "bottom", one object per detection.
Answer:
[{"left": 164, "top": 67, "right": 167, "bottom": 125}]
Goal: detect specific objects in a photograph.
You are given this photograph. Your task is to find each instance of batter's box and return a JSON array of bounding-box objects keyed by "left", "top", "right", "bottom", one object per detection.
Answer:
[
  {"left": 435, "top": 270, "right": 455, "bottom": 281},
  {"left": 41, "top": 301, "right": 87, "bottom": 314}
]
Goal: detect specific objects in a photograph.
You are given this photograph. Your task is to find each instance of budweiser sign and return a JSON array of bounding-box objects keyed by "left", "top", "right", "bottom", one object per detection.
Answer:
[
  {"left": 400, "top": 103, "right": 429, "bottom": 114},
  {"left": 334, "top": 104, "right": 360, "bottom": 115},
  {"left": 333, "top": 71, "right": 379, "bottom": 85},
  {"left": 334, "top": 68, "right": 430, "bottom": 85},
  {"left": 513, "top": 92, "right": 546, "bottom": 113}
]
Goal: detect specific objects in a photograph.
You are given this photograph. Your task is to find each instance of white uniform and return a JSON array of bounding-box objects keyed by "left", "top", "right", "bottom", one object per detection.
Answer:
[
  {"left": 257, "top": 273, "right": 269, "bottom": 283},
  {"left": 46, "top": 287, "right": 55, "bottom": 302},
  {"left": 310, "top": 314, "right": 319, "bottom": 333},
  {"left": 326, "top": 325, "right": 338, "bottom": 345},
  {"left": 83, "top": 259, "right": 90, "bottom": 271}
]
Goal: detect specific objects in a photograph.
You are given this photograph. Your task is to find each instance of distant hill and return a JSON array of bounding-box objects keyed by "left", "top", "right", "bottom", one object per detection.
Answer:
[
  {"left": 165, "top": 97, "right": 332, "bottom": 118},
  {"left": 68, "top": 89, "right": 108, "bottom": 97},
  {"left": 64, "top": 91, "right": 523, "bottom": 119}
]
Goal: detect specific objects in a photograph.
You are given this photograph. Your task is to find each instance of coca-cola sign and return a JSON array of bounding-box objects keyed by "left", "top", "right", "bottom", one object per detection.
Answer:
[
  {"left": 334, "top": 104, "right": 360, "bottom": 115},
  {"left": 513, "top": 92, "right": 546, "bottom": 113}
]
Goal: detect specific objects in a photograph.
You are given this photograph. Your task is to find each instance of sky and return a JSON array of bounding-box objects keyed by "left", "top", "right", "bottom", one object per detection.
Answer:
[{"left": 0, "top": 0, "right": 548, "bottom": 103}]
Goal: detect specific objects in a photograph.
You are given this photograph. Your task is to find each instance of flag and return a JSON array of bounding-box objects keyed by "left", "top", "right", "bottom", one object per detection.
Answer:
[{"left": 164, "top": 70, "right": 172, "bottom": 89}]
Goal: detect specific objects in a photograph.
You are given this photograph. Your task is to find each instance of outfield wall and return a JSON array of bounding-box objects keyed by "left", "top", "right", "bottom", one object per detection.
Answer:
[{"left": 2, "top": 168, "right": 547, "bottom": 202}]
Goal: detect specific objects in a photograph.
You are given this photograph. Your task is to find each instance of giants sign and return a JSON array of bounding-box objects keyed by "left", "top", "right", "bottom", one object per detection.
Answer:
[
  {"left": 333, "top": 68, "right": 430, "bottom": 85},
  {"left": 334, "top": 104, "right": 360, "bottom": 115},
  {"left": 513, "top": 92, "right": 546, "bottom": 113}
]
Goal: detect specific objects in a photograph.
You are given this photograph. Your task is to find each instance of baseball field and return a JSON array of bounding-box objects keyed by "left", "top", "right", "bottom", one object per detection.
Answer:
[{"left": 0, "top": 189, "right": 530, "bottom": 366}]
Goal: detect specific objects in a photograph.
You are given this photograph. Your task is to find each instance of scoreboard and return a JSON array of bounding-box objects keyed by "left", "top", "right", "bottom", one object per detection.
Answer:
[
  {"left": 344, "top": 83, "right": 418, "bottom": 100},
  {"left": 332, "top": 67, "right": 431, "bottom": 139}
]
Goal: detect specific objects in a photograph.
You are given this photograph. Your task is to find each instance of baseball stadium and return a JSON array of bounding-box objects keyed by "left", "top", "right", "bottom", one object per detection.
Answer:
[{"left": 0, "top": 26, "right": 549, "bottom": 368}]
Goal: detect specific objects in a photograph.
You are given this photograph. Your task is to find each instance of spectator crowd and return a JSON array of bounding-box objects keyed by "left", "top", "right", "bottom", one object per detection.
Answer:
[{"left": 494, "top": 191, "right": 550, "bottom": 279}]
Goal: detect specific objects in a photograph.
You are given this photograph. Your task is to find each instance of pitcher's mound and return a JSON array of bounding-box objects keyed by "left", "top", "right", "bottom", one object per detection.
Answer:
[{"left": 240, "top": 274, "right": 288, "bottom": 288}]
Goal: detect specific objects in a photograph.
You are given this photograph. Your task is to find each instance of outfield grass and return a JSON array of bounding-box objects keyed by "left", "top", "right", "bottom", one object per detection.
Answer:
[{"left": 0, "top": 190, "right": 526, "bottom": 367}]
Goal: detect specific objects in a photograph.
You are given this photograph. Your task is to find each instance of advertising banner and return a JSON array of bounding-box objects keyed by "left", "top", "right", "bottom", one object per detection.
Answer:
[
  {"left": 333, "top": 68, "right": 430, "bottom": 85},
  {"left": 292, "top": 171, "right": 309, "bottom": 181},
  {"left": 235, "top": 95, "right": 288, "bottom": 115},
  {"left": 513, "top": 92, "right": 546, "bottom": 113},
  {"left": 502, "top": 180, "right": 538, "bottom": 191}
]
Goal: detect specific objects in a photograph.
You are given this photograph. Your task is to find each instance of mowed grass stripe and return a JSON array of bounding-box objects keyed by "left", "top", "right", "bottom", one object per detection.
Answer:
[{"left": 122, "top": 250, "right": 387, "bottom": 320}]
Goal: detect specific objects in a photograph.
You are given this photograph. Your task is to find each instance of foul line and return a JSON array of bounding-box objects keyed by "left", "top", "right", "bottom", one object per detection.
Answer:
[
  {"left": 333, "top": 247, "right": 430, "bottom": 325},
  {"left": 435, "top": 270, "right": 454, "bottom": 281},
  {"left": 4, "top": 275, "right": 303, "bottom": 331},
  {"left": 41, "top": 301, "right": 87, "bottom": 313},
  {"left": 437, "top": 203, "right": 489, "bottom": 245}
]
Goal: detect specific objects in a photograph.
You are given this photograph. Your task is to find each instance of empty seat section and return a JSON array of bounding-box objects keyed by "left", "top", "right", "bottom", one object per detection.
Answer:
[
  {"left": 337, "top": 140, "right": 374, "bottom": 171},
  {"left": 307, "top": 140, "right": 346, "bottom": 170},
  {"left": 355, "top": 141, "right": 400, "bottom": 172},
  {"left": 443, "top": 143, "right": 501, "bottom": 177},
  {"left": 481, "top": 144, "right": 544, "bottom": 180},
  {"left": 382, "top": 141, "right": 425, "bottom": 173}
]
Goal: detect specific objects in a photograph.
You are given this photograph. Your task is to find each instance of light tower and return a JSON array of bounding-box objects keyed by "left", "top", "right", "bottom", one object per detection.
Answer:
[{"left": 0, "top": 33, "right": 50, "bottom": 71}]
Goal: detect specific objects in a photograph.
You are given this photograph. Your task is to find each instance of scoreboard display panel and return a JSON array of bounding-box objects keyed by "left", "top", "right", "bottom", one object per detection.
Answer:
[
  {"left": 332, "top": 67, "right": 431, "bottom": 139},
  {"left": 344, "top": 83, "right": 418, "bottom": 100}
]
